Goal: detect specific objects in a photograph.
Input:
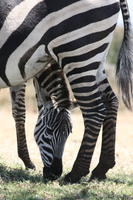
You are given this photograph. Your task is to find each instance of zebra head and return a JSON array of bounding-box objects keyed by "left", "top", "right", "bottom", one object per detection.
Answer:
[
  {"left": 35, "top": 105, "right": 72, "bottom": 180},
  {"left": 33, "top": 77, "right": 74, "bottom": 180}
]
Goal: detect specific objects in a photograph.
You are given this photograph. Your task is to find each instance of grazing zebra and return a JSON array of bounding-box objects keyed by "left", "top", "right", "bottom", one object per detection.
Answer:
[
  {"left": 0, "top": 0, "right": 133, "bottom": 183},
  {"left": 10, "top": 61, "right": 77, "bottom": 179}
]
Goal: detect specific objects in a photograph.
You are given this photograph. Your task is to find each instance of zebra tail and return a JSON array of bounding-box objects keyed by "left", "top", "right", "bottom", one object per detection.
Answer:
[{"left": 116, "top": 0, "right": 133, "bottom": 110}]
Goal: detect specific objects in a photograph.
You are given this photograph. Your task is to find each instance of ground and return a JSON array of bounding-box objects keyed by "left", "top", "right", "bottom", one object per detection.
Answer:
[{"left": 0, "top": 104, "right": 133, "bottom": 173}]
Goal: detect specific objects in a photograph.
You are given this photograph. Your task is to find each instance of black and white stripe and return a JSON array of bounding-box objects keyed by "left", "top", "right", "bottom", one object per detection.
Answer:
[
  {"left": 10, "top": 61, "right": 76, "bottom": 177},
  {"left": 1, "top": 0, "right": 133, "bottom": 182},
  {"left": 33, "top": 63, "right": 74, "bottom": 169},
  {"left": 0, "top": 0, "right": 119, "bottom": 87}
]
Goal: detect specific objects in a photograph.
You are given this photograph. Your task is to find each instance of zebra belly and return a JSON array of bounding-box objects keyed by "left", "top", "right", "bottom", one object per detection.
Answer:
[
  {"left": 0, "top": 44, "right": 49, "bottom": 88},
  {"left": 0, "top": 0, "right": 49, "bottom": 88}
]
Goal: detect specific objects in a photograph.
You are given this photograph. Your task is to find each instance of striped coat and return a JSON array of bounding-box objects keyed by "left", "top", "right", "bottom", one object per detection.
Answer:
[{"left": 0, "top": 0, "right": 133, "bottom": 183}]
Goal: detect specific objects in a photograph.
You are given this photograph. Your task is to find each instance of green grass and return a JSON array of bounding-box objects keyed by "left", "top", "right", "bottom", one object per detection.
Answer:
[{"left": 0, "top": 159, "right": 133, "bottom": 200}]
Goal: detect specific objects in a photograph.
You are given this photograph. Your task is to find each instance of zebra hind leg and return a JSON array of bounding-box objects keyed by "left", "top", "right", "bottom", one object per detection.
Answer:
[
  {"left": 10, "top": 83, "right": 35, "bottom": 169},
  {"left": 64, "top": 76, "right": 107, "bottom": 183},
  {"left": 90, "top": 76, "right": 118, "bottom": 181}
]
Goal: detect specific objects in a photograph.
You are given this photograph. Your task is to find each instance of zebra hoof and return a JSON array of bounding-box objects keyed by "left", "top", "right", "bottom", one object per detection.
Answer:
[
  {"left": 25, "top": 162, "right": 36, "bottom": 170},
  {"left": 43, "top": 157, "right": 62, "bottom": 181},
  {"left": 64, "top": 172, "right": 81, "bottom": 183},
  {"left": 89, "top": 173, "right": 107, "bottom": 182}
]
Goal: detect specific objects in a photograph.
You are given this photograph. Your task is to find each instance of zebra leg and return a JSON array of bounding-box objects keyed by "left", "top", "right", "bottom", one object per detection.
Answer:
[
  {"left": 64, "top": 76, "right": 107, "bottom": 183},
  {"left": 10, "top": 83, "right": 35, "bottom": 169},
  {"left": 90, "top": 71, "right": 118, "bottom": 181}
]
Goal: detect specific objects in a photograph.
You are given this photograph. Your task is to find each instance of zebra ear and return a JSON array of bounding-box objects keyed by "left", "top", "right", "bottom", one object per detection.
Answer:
[
  {"left": 69, "top": 98, "right": 78, "bottom": 110},
  {"left": 33, "top": 78, "right": 52, "bottom": 107}
]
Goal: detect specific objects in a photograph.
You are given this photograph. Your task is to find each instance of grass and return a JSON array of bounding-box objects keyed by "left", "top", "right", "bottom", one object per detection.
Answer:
[
  {"left": 0, "top": 76, "right": 133, "bottom": 199},
  {"left": 0, "top": 158, "right": 133, "bottom": 200}
]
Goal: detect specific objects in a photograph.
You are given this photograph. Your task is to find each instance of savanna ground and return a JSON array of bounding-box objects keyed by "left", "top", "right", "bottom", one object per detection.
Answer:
[{"left": 0, "top": 69, "right": 133, "bottom": 199}]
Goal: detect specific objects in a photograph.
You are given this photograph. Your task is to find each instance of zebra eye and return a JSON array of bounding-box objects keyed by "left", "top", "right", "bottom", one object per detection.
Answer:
[{"left": 46, "top": 126, "right": 53, "bottom": 136}]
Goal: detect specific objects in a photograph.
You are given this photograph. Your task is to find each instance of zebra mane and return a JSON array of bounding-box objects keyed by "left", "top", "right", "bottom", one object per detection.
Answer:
[{"left": 36, "top": 63, "right": 72, "bottom": 110}]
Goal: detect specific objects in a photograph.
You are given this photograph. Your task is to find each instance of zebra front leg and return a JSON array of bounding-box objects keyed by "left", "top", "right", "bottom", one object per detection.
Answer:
[
  {"left": 10, "top": 83, "right": 35, "bottom": 169},
  {"left": 90, "top": 85, "right": 118, "bottom": 181}
]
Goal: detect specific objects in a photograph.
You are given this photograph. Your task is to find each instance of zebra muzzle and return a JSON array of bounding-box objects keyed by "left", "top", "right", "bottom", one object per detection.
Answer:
[{"left": 43, "top": 157, "right": 62, "bottom": 181}]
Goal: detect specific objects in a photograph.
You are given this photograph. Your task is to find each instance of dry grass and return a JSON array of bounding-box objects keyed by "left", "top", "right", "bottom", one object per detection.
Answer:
[
  {"left": 0, "top": 97, "right": 133, "bottom": 173},
  {"left": 0, "top": 81, "right": 133, "bottom": 170},
  {"left": 0, "top": 85, "right": 133, "bottom": 200}
]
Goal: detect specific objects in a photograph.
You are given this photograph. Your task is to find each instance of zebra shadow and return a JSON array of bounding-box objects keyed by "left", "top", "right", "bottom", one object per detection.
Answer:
[
  {"left": 108, "top": 174, "right": 133, "bottom": 186},
  {"left": 0, "top": 162, "right": 45, "bottom": 184}
]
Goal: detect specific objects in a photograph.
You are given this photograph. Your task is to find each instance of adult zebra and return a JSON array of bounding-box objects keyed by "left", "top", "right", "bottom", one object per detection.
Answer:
[
  {"left": 10, "top": 61, "right": 77, "bottom": 180},
  {"left": 0, "top": 0, "right": 133, "bottom": 183}
]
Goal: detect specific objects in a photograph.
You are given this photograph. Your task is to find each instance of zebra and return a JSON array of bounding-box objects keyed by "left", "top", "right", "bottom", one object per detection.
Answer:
[
  {"left": 0, "top": 0, "right": 133, "bottom": 183},
  {"left": 10, "top": 60, "right": 77, "bottom": 179}
]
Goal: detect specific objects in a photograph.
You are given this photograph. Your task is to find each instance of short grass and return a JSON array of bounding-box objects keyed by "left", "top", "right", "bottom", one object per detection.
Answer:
[
  {"left": 0, "top": 158, "right": 133, "bottom": 200},
  {"left": 0, "top": 81, "right": 133, "bottom": 200}
]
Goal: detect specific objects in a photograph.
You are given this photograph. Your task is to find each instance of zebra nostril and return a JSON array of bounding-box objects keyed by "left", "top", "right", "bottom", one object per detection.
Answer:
[{"left": 43, "top": 157, "right": 63, "bottom": 181}]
